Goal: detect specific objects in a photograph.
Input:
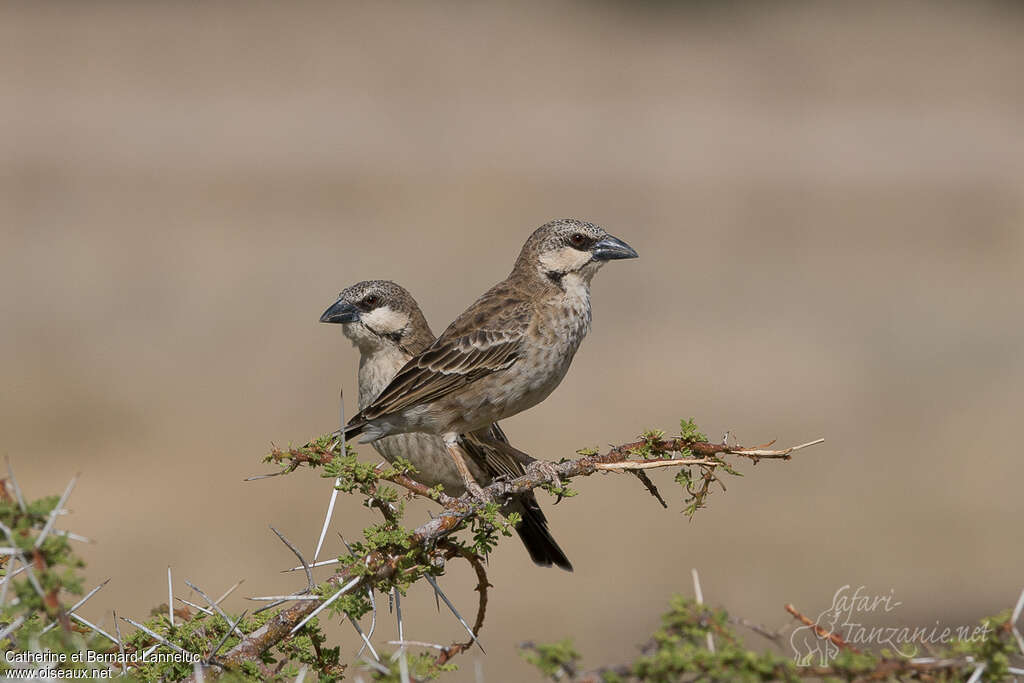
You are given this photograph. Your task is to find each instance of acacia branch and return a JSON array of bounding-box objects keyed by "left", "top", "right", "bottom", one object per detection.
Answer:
[{"left": 214, "top": 431, "right": 821, "bottom": 673}]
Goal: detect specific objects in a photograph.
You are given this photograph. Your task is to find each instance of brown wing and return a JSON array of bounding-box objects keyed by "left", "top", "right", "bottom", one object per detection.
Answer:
[
  {"left": 357, "top": 328, "right": 522, "bottom": 420},
  {"left": 355, "top": 282, "right": 532, "bottom": 422}
]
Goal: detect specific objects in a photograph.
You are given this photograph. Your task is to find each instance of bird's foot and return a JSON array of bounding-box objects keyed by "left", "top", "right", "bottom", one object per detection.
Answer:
[
  {"left": 463, "top": 479, "right": 493, "bottom": 504},
  {"left": 525, "top": 459, "right": 562, "bottom": 491}
]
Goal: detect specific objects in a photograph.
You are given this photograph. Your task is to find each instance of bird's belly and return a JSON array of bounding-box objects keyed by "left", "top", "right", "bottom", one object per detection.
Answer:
[
  {"left": 441, "top": 332, "right": 581, "bottom": 432},
  {"left": 371, "top": 432, "right": 486, "bottom": 496}
]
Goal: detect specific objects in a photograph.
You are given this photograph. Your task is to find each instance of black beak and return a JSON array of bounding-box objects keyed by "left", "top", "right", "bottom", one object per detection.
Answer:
[
  {"left": 320, "top": 299, "right": 360, "bottom": 324},
  {"left": 592, "top": 234, "right": 639, "bottom": 261}
]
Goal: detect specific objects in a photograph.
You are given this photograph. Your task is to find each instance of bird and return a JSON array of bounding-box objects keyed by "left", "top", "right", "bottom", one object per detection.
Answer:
[
  {"left": 320, "top": 279, "right": 572, "bottom": 570},
  {"left": 336, "top": 218, "right": 638, "bottom": 501}
]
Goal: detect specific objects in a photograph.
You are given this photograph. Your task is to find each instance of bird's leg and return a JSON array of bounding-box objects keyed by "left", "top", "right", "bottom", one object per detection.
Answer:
[
  {"left": 442, "top": 434, "right": 491, "bottom": 502},
  {"left": 524, "top": 459, "right": 562, "bottom": 492},
  {"left": 474, "top": 434, "right": 563, "bottom": 490}
]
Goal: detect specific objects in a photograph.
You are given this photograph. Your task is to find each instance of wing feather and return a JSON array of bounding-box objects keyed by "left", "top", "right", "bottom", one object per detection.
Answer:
[
  {"left": 460, "top": 423, "right": 527, "bottom": 480},
  {"left": 358, "top": 329, "right": 522, "bottom": 420}
]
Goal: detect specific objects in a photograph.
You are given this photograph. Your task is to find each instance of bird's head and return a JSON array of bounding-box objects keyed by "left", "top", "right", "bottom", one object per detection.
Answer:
[
  {"left": 319, "top": 280, "right": 433, "bottom": 354},
  {"left": 516, "top": 218, "right": 639, "bottom": 286}
]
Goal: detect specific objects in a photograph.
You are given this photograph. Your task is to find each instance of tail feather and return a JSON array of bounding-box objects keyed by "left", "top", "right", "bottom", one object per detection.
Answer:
[
  {"left": 508, "top": 493, "right": 573, "bottom": 572},
  {"left": 333, "top": 419, "right": 365, "bottom": 442}
]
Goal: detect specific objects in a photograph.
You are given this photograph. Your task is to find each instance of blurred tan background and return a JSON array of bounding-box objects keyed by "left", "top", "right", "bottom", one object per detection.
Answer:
[{"left": 3, "top": 0, "right": 1023, "bottom": 679}]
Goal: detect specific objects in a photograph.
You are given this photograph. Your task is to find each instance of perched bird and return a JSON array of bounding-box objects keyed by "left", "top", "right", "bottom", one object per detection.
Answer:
[
  {"left": 320, "top": 279, "right": 572, "bottom": 570},
  {"left": 340, "top": 219, "right": 638, "bottom": 499}
]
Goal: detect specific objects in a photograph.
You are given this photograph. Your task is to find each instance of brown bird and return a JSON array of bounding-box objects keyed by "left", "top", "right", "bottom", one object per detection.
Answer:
[
  {"left": 338, "top": 219, "right": 638, "bottom": 500},
  {"left": 320, "top": 279, "right": 572, "bottom": 570}
]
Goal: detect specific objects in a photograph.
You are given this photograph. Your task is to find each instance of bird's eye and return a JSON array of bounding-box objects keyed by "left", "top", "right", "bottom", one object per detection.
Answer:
[
  {"left": 361, "top": 295, "right": 380, "bottom": 309},
  {"left": 569, "top": 233, "right": 587, "bottom": 248}
]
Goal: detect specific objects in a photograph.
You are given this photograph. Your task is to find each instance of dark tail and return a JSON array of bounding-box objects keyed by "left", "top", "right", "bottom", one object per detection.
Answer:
[
  {"left": 508, "top": 493, "right": 573, "bottom": 572},
  {"left": 311, "top": 420, "right": 365, "bottom": 451},
  {"left": 338, "top": 419, "right": 365, "bottom": 441}
]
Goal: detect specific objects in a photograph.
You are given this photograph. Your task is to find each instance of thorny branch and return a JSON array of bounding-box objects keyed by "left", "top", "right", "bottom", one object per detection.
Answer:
[
  {"left": 433, "top": 541, "right": 490, "bottom": 667},
  {"left": 214, "top": 432, "right": 821, "bottom": 671}
]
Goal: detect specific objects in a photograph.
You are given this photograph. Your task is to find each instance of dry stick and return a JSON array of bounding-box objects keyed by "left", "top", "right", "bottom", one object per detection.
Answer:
[
  {"left": 270, "top": 526, "right": 314, "bottom": 593},
  {"left": 593, "top": 439, "right": 824, "bottom": 472},
  {"left": 220, "top": 434, "right": 820, "bottom": 668}
]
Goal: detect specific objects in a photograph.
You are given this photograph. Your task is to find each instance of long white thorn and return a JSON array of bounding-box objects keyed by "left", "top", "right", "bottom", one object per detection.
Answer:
[
  {"left": 41, "top": 578, "right": 111, "bottom": 635},
  {"left": 289, "top": 577, "right": 361, "bottom": 635},
  {"left": 0, "top": 615, "right": 26, "bottom": 640},
  {"left": 168, "top": 567, "right": 175, "bottom": 628},
  {"left": 394, "top": 588, "right": 409, "bottom": 683},
  {"left": 215, "top": 579, "right": 245, "bottom": 605},
  {"left": 424, "top": 574, "right": 484, "bottom": 653},
  {"left": 5, "top": 457, "right": 26, "bottom": 512},
  {"left": 71, "top": 612, "right": 119, "bottom": 645},
  {"left": 121, "top": 616, "right": 194, "bottom": 657},
  {"left": 350, "top": 614, "right": 380, "bottom": 662},
  {"left": 185, "top": 579, "right": 244, "bottom": 638},
  {"left": 35, "top": 474, "right": 79, "bottom": 549},
  {"left": 313, "top": 480, "right": 342, "bottom": 565},
  {"left": 692, "top": 568, "right": 715, "bottom": 653}
]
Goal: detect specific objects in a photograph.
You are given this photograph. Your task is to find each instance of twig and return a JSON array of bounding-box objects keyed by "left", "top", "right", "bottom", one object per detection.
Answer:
[
  {"left": 630, "top": 470, "right": 668, "bottom": 508},
  {"left": 220, "top": 431, "right": 818, "bottom": 666},
  {"left": 270, "top": 526, "right": 314, "bottom": 593}
]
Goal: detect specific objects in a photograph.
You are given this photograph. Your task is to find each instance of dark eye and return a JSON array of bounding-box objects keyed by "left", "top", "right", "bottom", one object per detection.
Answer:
[
  {"left": 569, "top": 233, "right": 587, "bottom": 248},
  {"left": 360, "top": 295, "right": 380, "bottom": 310}
]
